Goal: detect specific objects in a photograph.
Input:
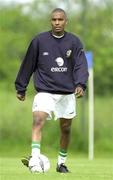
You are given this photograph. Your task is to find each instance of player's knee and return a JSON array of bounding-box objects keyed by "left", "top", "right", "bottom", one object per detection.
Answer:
[
  {"left": 62, "top": 125, "right": 71, "bottom": 135},
  {"left": 33, "top": 116, "right": 44, "bottom": 128}
]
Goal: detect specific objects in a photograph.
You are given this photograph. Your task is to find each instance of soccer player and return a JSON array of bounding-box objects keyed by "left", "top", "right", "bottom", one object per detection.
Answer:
[{"left": 15, "top": 8, "right": 88, "bottom": 173}]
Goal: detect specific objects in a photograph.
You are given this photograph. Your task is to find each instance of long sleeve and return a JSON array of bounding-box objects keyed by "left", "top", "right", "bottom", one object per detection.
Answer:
[
  {"left": 72, "top": 38, "right": 89, "bottom": 90},
  {"left": 15, "top": 38, "right": 39, "bottom": 95}
]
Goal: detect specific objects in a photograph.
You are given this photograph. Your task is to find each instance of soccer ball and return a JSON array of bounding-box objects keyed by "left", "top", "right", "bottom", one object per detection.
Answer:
[{"left": 29, "top": 154, "right": 50, "bottom": 173}]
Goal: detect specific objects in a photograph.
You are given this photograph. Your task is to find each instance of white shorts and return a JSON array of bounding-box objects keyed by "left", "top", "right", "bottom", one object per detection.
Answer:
[{"left": 32, "top": 92, "right": 76, "bottom": 120}]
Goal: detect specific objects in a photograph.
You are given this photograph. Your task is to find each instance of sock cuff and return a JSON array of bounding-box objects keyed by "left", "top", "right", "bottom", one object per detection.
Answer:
[
  {"left": 31, "top": 142, "right": 40, "bottom": 149},
  {"left": 59, "top": 149, "right": 67, "bottom": 157},
  {"left": 59, "top": 149, "right": 67, "bottom": 153}
]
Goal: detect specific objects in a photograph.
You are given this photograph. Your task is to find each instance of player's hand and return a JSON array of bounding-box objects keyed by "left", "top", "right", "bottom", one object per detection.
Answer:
[
  {"left": 75, "top": 86, "right": 84, "bottom": 98},
  {"left": 16, "top": 93, "right": 25, "bottom": 101}
]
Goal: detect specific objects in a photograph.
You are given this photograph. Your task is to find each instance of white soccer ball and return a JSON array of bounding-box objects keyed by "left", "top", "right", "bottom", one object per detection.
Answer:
[{"left": 29, "top": 154, "right": 50, "bottom": 173}]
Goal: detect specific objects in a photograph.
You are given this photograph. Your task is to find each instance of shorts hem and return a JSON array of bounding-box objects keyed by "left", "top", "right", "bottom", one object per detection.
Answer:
[
  {"left": 32, "top": 109, "right": 52, "bottom": 119},
  {"left": 55, "top": 113, "right": 76, "bottom": 120}
]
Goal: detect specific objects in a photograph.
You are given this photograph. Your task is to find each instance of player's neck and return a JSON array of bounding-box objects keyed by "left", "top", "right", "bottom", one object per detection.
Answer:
[{"left": 52, "top": 31, "right": 65, "bottom": 38}]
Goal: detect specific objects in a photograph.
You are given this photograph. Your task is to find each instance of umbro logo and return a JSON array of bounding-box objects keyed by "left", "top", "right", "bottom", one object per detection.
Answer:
[{"left": 69, "top": 111, "right": 74, "bottom": 114}]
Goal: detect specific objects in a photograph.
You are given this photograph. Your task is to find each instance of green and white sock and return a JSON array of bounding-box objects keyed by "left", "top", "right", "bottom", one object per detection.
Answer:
[
  {"left": 31, "top": 141, "right": 40, "bottom": 157},
  {"left": 58, "top": 149, "right": 67, "bottom": 165}
]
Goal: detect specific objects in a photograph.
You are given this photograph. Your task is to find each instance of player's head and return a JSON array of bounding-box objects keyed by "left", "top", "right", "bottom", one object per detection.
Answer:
[{"left": 50, "top": 8, "right": 68, "bottom": 36}]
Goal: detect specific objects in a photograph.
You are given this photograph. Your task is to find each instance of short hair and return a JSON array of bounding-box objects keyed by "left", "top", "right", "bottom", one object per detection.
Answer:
[{"left": 51, "top": 8, "right": 67, "bottom": 19}]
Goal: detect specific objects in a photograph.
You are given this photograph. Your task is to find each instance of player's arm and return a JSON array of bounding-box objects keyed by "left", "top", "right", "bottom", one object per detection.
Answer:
[
  {"left": 72, "top": 38, "right": 89, "bottom": 97},
  {"left": 15, "top": 38, "right": 39, "bottom": 100}
]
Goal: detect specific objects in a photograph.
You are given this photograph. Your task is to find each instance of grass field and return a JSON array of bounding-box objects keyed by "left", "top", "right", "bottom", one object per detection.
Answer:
[{"left": 0, "top": 157, "right": 113, "bottom": 180}]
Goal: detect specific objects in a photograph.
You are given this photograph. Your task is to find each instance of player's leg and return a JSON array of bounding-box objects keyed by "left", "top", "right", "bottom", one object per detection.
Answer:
[
  {"left": 21, "top": 92, "right": 53, "bottom": 167},
  {"left": 31, "top": 111, "right": 48, "bottom": 157},
  {"left": 59, "top": 118, "right": 72, "bottom": 151},
  {"left": 55, "top": 94, "right": 75, "bottom": 173},
  {"left": 21, "top": 111, "right": 48, "bottom": 167},
  {"left": 56, "top": 118, "right": 72, "bottom": 173}
]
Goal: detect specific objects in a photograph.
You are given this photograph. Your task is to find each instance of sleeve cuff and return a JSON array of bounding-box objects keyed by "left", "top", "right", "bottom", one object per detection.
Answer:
[
  {"left": 75, "top": 83, "right": 86, "bottom": 91},
  {"left": 17, "top": 91, "right": 25, "bottom": 96}
]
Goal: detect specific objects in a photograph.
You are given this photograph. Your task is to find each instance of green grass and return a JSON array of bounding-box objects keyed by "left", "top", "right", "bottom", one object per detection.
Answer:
[{"left": 0, "top": 157, "right": 113, "bottom": 180}]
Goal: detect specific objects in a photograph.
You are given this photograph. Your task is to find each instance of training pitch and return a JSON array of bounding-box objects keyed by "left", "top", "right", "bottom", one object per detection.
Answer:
[{"left": 0, "top": 157, "right": 113, "bottom": 180}]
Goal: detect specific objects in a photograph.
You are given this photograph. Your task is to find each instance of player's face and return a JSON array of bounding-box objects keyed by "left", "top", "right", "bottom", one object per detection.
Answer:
[{"left": 51, "top": 11, "right": 67, "bottom": 36}]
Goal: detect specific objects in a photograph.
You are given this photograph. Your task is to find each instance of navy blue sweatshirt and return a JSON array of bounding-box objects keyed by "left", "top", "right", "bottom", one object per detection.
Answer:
[{"left": 15, "top": 31, "right": 88, "bottom": 95}]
